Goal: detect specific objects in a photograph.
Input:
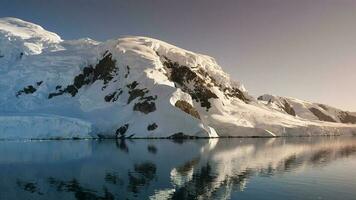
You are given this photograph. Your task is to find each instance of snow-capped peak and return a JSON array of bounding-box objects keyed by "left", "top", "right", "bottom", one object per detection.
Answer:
[
  {"left": 0, "top": 18, "right": 356, "bottom": 139},
  {"left": 0, "top": 17, "right": 62, "bottom": 63},
  {"left": 0, "top": 17, "right": 61, "bottom": 42}
]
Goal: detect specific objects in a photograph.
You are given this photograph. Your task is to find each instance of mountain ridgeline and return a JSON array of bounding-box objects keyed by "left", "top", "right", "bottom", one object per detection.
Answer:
[{"left": 0, "top": 17, "right": 356, "bottom": 139}]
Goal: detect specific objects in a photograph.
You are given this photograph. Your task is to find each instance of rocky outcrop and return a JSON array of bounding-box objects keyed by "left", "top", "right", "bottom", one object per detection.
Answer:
[
  {"left": 147, "top": 123, "right": 158, "bottom": 131},
  {"left": 258, "top": 94, "right": 356, "bottom": 125},
  {"left": 116, "top": 124, "right": 129, "bottom": 138},
  {"left": 162, "top": 58, "right": 218, "bottom": 110},
  {"left": 104, "top": 89, "right": 122, "bottom": 102},
  {"left": 283, "top": 100, "right": 296, "bottom": 116},
  {"left": 2, "top": 17, "right": 356, "bottom": 139},
  {"left": 257, "top": 95, "right": 296, "bottom": 116},
  {"left": 48, "top": 52, "right": 117, "bottom": 99},
  {"left": 16, "top": 81, "right": 42, "bottom": 97},
  {"left": 174, "top": 100, "right": 201, "bottom": 120},
  {"left": 309, "top": 107, "right": 336, "bottom": 122},
  {"left": 339, "top": 112, "right": 356, "bottom": 124}
]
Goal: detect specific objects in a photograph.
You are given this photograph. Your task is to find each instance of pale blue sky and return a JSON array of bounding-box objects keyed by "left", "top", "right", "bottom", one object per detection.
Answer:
[{"left": 1, "top": 0, "right": 356, "bottom": 110}]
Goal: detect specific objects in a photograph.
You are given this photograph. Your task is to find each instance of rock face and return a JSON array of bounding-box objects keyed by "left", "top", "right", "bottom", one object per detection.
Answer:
[
  {"left": 308, "top": 107, "right": 337, "bottom": 122},
  {"left": 174, "top": 100, "right": 201, "bottom": 120},
  {"left": 258, "top": 95, "right": 356, "bottom": 124},
  {"left": 0, "top": 17, "right": 356, "bottom": 139},
  {"left": 339, "top": 111, "right": 356, "bottom": 124}
]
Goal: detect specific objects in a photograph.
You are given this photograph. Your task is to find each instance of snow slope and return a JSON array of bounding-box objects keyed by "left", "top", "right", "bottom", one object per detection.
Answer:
[
  {"left": 258, "top": 94, "right": 356, "bottom": 124},
  {"left": 0, "top": 18, "right": 61, "bottom": 67},
  {"left": 0, "top": 18, "right": 355, "bottom": 139}
]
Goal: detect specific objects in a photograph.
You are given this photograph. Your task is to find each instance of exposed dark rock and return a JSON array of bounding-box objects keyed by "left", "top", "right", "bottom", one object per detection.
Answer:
[
  {"left": 48, "top": 92, "right": 62, "bottom": 99},
  {"left": 162, "top": 58, "right": 218, "bottom": 111},
  {"left": 282, "top": 100, "right": 296, "bottom": 116},
  {"left": 104, "top": 89, "right": 122, "bottom": 102},
  {"left": 169, "top": 132, "right": 196, "bottom": 139},
  {"left": 97, "top": 134, "right": 116, "bottom": 139},
  {"left": 127, "top": 88, "right": 148, "bottom": 104},
  {"left": 126, "top": 81, "right": 139, "bottom": 90},
  {"left": 198, "top": 68, "right": 213, "bottom": 81},
  {"left": 191, "top": 87, "right": 218, "bottom": 110},
  {"left": 17, "top": 180, "right": 43, "bottom": 195},
  {"left": 141, "top": 95, "right": 157, "bottom": 102},
  {"left": 338, "top": 111, "right": 356, "bottom": 124},
  {"left": 169, "top": 64, "right": 198, "bottom": 85},
  {"left": 175, "top": 100, "right": 201, "bottom": 119},
  {"left": 116, "top": 124, "right": 129, "bottom": 137},
  {"left": 125, "top": 65, "right": 130, "bottom": 78},
  {"left": 257, "top": 96, "right": 295, "bottom": 116},
  {"left": 318, "top": 104, "right": 329, "bottom": 111},
  {"left": 16, "top": 85, "right": 37, "bottom": 97},
  {"left": 17, "top": 80, "right": 43, "bottom": 97},
  {"left": 36, "top": 81, "right": 43, "bottom": 86},
  {"left": 126, "top": 82, "right": 158, "bottom": 113},
  {"left": 147, "top": 123, "right": 158, "bottom": 131},
  {"left": 162, "top": 56, "right": 250, "bottom": 110},
  {"left": 105, "top": 92, "right": 117, "bottom": 102},
  {"left": 133, "top": 101, "right": 156, "bottom": 114},
  {"left": 65, "top": 85, "right": 78, "bottom": 97},
  {"left": 224, "top": 87, "right": 250, "bottom": 103},
  {"left": 93, "top": 53, "right": 118, "bottom": 84},
  {"left": 48, "top": 52, "right": 117, "bottom": 99},
  {"left": 126, "top": 81, "right": 157, "bottom": 114},
  {"left": 73, "top": 74, "right": 88, "bottom": 89},
  {"left": 309, "top": 107, "right": 336, "bottom": 122},
  {"left": 168, "top": 132, "right": 196, "bottom": 144}
]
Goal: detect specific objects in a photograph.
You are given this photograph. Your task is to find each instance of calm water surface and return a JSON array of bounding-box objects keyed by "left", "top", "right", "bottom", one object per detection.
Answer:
[{"left": 0, "top": 137, "right": 355, "bottom": 200}]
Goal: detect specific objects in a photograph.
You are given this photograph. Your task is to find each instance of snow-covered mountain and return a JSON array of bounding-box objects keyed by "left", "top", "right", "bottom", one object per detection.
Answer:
[
  {"left": 258, "top": 95, "right": 356, "bottom": 124},
  {"left": 0, "top": 17, "right": 355, "bottom": 139}
]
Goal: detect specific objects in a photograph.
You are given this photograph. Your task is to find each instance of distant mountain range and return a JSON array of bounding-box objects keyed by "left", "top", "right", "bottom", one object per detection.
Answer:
[{"left": 0, "top": 17, "right": 355, "bottom": 139}]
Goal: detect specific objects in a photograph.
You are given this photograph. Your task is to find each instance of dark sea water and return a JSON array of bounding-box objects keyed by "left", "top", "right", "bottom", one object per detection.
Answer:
[{"left": 0, "top": 137, "right": 355, "bottom": 200}]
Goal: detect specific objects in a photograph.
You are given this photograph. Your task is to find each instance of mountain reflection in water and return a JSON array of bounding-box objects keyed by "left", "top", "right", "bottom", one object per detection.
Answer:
[{"left": 0, "top": 137, "right": 355, "bottom": 200}]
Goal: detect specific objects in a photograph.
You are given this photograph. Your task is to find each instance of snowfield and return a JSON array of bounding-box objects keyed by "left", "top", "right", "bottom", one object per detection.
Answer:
[{"left": 0, "top": 17, "right": 356, "bottom": 139}]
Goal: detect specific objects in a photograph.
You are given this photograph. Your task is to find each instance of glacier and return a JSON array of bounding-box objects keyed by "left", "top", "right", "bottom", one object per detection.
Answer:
[{"left": 0, "top": 17, "right": 356, "bottom": 139}]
